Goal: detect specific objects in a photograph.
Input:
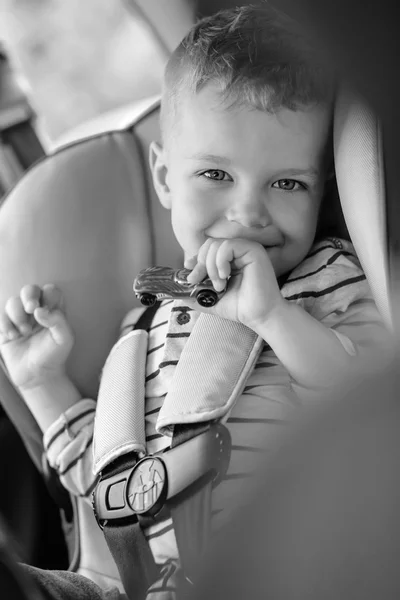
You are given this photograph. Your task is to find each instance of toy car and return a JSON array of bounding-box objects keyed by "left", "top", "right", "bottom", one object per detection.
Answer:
[{"left": 133, "top": 266, "right": 227, "bottom": 307}]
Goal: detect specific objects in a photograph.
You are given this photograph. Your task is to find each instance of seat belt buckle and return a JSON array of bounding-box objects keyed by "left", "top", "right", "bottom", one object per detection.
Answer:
[
  {"left": 92, "top": 423, "right": 231, "bottom": 529},
  {"left": 92, "top": 454, "right": 168, "bottom": 530}
]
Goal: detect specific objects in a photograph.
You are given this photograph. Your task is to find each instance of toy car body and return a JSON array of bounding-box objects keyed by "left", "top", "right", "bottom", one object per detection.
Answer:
[{"left": 133, "top": 266, "right": 226, "bottom": 307}]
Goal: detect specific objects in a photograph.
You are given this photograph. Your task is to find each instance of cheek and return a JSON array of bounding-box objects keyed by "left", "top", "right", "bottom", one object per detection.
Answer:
[
  {"left": 172, "top": 185, "right": 223, "bottom": 229},
  {"left": 275, "top": 196, "right": 320, "bottom": 241},
  {"left": 168, "top": 190, "right": 214, "bottom": 252}
]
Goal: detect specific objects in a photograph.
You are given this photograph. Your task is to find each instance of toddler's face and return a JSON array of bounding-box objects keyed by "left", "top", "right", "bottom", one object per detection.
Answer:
[{"left": 151, "top": 82, "right": 332, "bottom": 278}]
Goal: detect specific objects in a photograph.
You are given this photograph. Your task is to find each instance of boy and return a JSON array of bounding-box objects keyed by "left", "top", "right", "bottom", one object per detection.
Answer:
[{"left": 0, "top": 3, "right": 386, "bottom": 599}]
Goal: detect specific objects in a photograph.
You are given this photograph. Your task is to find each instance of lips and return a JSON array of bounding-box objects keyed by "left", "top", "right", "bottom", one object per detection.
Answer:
[
  {"left": 205, "top": 225, "right": 283, "bottom": 247},
  {"left": 208, "top": 233, "right": 282, "bottom": 247}
]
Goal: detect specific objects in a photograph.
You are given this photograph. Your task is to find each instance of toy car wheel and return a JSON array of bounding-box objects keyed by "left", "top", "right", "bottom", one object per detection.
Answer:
[
  {"left": 196, "top": 290, "right": 218, "bottom": 307},
  {"left": 139, "top": 293, "right": 157, "bottom": 307}
]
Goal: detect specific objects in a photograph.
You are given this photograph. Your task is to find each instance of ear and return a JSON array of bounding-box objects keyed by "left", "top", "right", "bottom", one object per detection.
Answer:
[{"left": 149, "top": 141, "right": 172, "bottom": 209}]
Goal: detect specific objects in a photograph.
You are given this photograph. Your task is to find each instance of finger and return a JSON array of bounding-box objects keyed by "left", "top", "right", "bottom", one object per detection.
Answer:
[
  {"left": 184, "top": 255, "right": 197, "bottom": 269},
  {"left": 0, "top": 311, "right": 20, "bottom": 343},
  {"left": 187, "top": 239, "right": 213, "bottom": 284},
  {"left": 187, "top": 261, "right": 208, "bottom": 284},
  {"left": 205, "top": 241, "right": 226, "bottom": 292},
  {"left": 197, "top": 238, "right": 213, "bottom": 266},
  {"left": 215, "top": 240, "right": 234, "bottom": 280},
  {"left": 20, "top": 284, "right": 43, "bottom": 314},
  {"left": 41, "top": 283, "right": 64, "bottom": 312},
  {"left": 33, "top": 307, "right": 70, "bottom": 346},
  {"left": 204, "top": 241, "right": 220, "bottom": 282},
  {"left": 5, "top": 296, "right": 32, "bottom": 335}
]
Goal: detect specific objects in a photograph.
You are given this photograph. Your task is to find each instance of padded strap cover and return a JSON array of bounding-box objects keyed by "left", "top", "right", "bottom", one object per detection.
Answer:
[
  {"left": 93, "top": 313, "right": 262, "bottom": 474},
  {"left": 93, "top": 330, "right": 148, "bottom": 475},
  {"left": 157, "top": 313, "right": 264, "bottom": 434}
]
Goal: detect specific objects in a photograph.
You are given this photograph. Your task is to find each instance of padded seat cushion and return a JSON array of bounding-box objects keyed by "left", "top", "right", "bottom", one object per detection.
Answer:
[{"left": 0, "top": 105, "right": 181, "bottom": 399}]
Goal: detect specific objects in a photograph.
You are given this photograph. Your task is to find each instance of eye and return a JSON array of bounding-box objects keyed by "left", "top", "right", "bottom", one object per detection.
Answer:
[
  {"left": 272, "top": 179, "right": 305, "bottom": 192},
  {"left": 201, "top": 169, "right": 232, "bottom": 182}
]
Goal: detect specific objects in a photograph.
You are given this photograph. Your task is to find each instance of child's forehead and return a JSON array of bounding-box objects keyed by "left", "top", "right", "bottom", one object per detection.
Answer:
[{"left": 169, "top": 85, "right": 332, "bottom": 162}]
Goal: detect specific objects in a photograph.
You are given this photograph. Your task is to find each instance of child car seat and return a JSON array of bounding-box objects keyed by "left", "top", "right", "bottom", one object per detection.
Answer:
[
  {"left": 0, "top": 85, "right": 392, "bottom": 590},
  {"left": 0, "top": 94, "right": 181, "bottom": 591}
]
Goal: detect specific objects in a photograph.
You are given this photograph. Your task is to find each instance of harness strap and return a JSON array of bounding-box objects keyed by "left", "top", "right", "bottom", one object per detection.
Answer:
[
  {"left": 170, "top": 422, "right": 213, "bottom": 585},
  {"left": 99, "top": 461, "right": 160, "bottom": 600},
  {"left": 97, "top": 303, "right": 161, "bottom": 599},
  {"left": 103, "top": 522, "right": 157, "bottom": 598},
  {"left": 98, "top": 421, "right": 228, "bottom": 598},
  {"left": 93, "top": 302, "right": 266, "bottom": 598}
]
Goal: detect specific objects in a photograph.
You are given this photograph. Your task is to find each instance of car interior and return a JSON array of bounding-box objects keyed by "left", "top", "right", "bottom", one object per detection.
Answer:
[{"left": 0, "top": 0, "right": 397, "bottom": 598}]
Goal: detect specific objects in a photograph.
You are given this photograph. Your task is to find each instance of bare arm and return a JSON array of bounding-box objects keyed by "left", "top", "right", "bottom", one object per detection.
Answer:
[
  {"left": 256, "top": 300, "right": 358, "bottom": 389},
  {"left": 19, "top": 374, "right": 81, "bottom": 432},
  {"left": 256, "top": 298, "right": 391, "bottom": 391}
]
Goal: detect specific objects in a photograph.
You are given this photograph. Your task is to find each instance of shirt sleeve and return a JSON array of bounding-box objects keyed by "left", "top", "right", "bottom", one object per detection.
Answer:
[
  {"left": 285, "top": 238, "right": 391, "bottom": 402},
  {"left": 42, "top": 307, "right": 145, "bottom": 499},
  {"left": 284, "top": 238, "right": 390, "bottom": 357},
  {"left": 323, "top": 297, "right": 389, "bottom": 357},
  {"left": 308, "top": 246, "right": 390, "bottom": 358},
  {"left": 290, "top": 297, "right": 390, "bottom": 404},
  {"left": 43, "top": 398, "right": 97, "bottom": 498}
]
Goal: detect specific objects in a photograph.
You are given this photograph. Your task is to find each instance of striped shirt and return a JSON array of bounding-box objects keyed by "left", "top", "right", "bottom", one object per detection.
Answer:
[{"left": 43, "top": 236, "right": 386, "bottom": 598}]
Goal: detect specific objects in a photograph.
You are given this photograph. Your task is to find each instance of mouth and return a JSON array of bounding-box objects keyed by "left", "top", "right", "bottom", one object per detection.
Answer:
[
  {"left": 262, "top": 243, "right": 281, "bottom": 249},
  {"left": 231, "top": 239, "right": 283, "bottom": 250},
  {"left": 207, "top": 235, "right": 283, "bottom": 248},
  {"left": 206, "top": 226, "right": 283, "bottom": 248},
  {"left": 243, "top": 232, "right": 284, "bottom": 247}
]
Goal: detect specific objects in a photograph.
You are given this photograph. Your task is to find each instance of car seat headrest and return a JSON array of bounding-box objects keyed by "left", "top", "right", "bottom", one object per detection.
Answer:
[{"left": 334, "top": 87, "right": 391, "bottom": 328}]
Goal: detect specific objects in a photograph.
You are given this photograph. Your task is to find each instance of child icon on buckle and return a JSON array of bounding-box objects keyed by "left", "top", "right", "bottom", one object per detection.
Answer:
[{"left": 127, "top": 457, "right": 167, "bottom": 515}]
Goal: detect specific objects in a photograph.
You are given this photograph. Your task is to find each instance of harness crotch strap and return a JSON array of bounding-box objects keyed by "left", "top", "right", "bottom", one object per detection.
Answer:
[{"left": 92, "top": 308, "right": 263, "bottom": 599}]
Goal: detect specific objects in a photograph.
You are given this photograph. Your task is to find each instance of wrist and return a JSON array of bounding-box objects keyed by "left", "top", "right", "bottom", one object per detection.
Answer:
[
  {"left": 17, "top": 369, "right": 70, "bottom": 394},
  {"left": 251, "top": 298, "right": 290, "bottom": 337},
  {"left": 18, "top": 373, "right": 82, "bottom": 433}
]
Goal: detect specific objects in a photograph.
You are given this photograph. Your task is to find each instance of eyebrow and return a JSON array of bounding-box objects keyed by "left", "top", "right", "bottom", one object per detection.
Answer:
[
  {"left": 187, "top": 153, "right": 232, "bottom": 166},
  {"left": 278, "top": 168, "right": 321, "bottom": 182}
]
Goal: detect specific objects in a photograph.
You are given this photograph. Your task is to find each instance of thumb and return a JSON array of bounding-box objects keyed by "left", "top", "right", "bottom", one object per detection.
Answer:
[{"left": 33, "top": 307, "right": 72, "bottom": 346}]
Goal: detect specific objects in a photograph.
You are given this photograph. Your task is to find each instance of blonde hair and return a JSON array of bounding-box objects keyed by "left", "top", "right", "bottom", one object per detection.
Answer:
[{"left": 161, "top": 2, "right": 335, "bottom": 141}]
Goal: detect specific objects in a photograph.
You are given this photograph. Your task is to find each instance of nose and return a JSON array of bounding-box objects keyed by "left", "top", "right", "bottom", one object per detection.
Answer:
[{"left": 226, "top": 190, "right": 271, "bottom": 228}]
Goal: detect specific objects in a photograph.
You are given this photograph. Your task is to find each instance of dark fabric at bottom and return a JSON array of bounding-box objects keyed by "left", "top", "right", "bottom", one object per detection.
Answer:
[{"left": 23, "top": 565, "right": 127, "bottom": 600}]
